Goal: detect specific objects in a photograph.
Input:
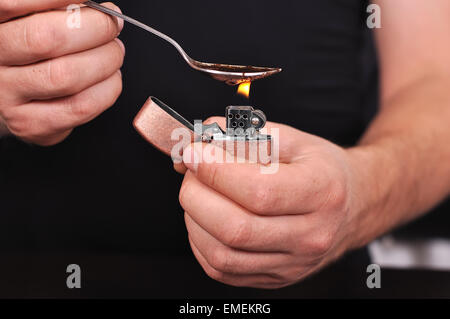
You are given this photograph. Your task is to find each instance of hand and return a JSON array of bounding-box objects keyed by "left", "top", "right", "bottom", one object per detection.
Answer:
[
  {"left": 179, "top": 118, "right": 366, "bottom": 289},
  {"left": 0, "top": 1, "right": 125, "bottom": 145}
]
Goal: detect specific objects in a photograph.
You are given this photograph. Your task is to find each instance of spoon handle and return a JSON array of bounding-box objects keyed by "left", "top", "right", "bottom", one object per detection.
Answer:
[{"left": 84, "top": 1, "right": 191, "bottom": 64}]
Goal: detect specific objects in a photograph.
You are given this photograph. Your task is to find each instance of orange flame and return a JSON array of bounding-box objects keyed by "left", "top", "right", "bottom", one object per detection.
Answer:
[{"left": 237, "top": 82, "right": 251, "bottom": 99}]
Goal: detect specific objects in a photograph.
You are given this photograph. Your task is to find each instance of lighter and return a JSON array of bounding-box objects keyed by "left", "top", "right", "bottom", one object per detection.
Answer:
[{"left": 133, "top": 97, "right": 272, "bottom": 164}]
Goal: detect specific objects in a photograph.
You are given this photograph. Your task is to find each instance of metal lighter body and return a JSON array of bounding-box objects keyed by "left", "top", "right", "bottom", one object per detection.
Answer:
[{"left": 133, "top": 97, "right": 272, "bottom": 164}]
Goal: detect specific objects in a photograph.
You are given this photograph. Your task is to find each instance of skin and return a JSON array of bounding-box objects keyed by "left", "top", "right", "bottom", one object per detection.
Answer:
[
  {"left": 0, "top": 1, "right": 125, "bottom": 145},
  {"left": 177, "top": 0, "right": 450, "bottom": 289},
  {"left": 0, "top": 1, "right": 448, "bottom": 290}
]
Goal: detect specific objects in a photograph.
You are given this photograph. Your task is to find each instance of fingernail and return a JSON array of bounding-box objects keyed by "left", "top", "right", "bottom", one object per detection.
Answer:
[
  {"left": 183, "top": 144, "right": 201, "bottom": 173},
  {"left": 116, "top": 7, "right": 124, "bottom": 32},
  {"left": 115, "top": 38, "right": 125, "bottom": 55},
  {"left": 101, "top": 2, "right": 124, "bottom": 32}
]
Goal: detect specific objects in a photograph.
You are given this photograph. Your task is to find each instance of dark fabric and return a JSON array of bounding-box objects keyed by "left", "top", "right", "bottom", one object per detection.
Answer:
[{"left": 0, "top": 0, "right": 447, "bottom": 297}]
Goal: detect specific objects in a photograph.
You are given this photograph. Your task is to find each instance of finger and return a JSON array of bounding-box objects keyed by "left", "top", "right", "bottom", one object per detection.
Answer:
[
  {"left": 174, "top": 162, "right": 187, "bottom": 175},
  {"left": 204, "top": 116, "right": 309, "bottom": 161},
  {"left": 4, "top": 70, "right": 122, "bottom": 140},
  {"left": 8, "top": 39, "right": 124, "bottom": 102},
  {"left": 0, "top": 2, "right": 123, "bottom": 65},
  {"left": 0, "top": 0, "right": 86, "bottom": 22},
  {"left": 189, "top": 237, "right": 286, "bottom": 289},
  {"left": 179, "top": 170, "right": 301, "bottom": 252},
  {"left": 185, "top": 213, "right": 289, "bottom": 275},
  {"left": 23, "top": 129, "right": 73, "bottom": 147},
  {"left": 183, "top": 143, "right": 328, "bottom": 215}
]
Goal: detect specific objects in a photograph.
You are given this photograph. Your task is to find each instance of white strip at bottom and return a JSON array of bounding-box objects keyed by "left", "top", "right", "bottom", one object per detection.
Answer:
[{"left": 368, "top": 236, "right": 450, "bottom": 271}]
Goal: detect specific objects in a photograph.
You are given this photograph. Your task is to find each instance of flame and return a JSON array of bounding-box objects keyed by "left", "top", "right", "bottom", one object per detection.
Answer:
[{"left": 237, "top": 82, "right": 251, "bottom": 98}]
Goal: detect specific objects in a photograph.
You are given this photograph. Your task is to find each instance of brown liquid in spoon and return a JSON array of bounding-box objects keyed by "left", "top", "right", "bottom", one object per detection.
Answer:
[{"left": 193, "top": 61, "right": 282, "bottom": 85}]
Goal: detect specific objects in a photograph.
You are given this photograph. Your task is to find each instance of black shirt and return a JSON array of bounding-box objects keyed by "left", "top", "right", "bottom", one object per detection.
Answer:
[{"left": 0, "top": 0, "right": 447, "bottom": 298}]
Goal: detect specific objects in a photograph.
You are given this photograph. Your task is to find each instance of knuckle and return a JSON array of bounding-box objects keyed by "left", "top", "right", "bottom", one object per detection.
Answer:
[
  {"left": 57, "top": 87, "right": 92, "bottom": 119},
  {"left": 89, "top": 71, "right": 123, "bottom": 111},
  {"left": 1, "top": 108, "right": 67, "bottom": 144},
  {"left": 278, "top": 266, "right": 305, "bottom": 284},
  {"left": 6, "top": 114, "right": 39, "bottom": 139},
  {"left": 47, "top": 59, "right": 76, "bottom": 92},
  {"left": 67, "top": 96, "right": 94, "bottom": 119},
  {"left": 221, "top": 217, "right": 253, "bottom": 248},
  {"left": 323, "top": 178, "right": 349, "bottom": 211},
  {"left": 203, "top": 163, "right": 219, "bottom": 188},
  {"left": 251, "top": 183, "right": 276, "bottom": 214},
  {"left": 309, "top": 231, "right": 334, "bottom": 256},
  {"left": 2, "top": 109, "right": 26, "bottom": 137},
  {"left": 209, "top": 248, "right": 231, "bottom": 272},
  {"left": 6, "top": 117, "right": 28, "bottom": 137}
]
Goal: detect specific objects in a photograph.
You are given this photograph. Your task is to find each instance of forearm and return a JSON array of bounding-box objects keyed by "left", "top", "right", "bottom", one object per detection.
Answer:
[{"left": 346, "top": 76, "right": 450, "bottom": 248}]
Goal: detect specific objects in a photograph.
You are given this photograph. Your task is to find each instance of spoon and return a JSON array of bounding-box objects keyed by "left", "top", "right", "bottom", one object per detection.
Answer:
[{"left": 84, "top": 1, "right": 282, "bottom": 85}]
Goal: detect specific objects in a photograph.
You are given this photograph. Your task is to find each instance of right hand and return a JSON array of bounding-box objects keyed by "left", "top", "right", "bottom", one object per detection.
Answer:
[{"left": 0, "top": 1, "right": 125, "bottom": 145}]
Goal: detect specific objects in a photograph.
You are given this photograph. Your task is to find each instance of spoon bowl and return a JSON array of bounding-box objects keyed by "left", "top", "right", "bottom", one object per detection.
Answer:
[{"left": 190, "top": 61, "right": 282, "bottom": 85}]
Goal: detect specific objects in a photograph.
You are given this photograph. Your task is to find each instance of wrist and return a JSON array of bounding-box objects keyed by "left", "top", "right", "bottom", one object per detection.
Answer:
[{"left": 344, "top": 143, "right": 401, "bottom": 249}]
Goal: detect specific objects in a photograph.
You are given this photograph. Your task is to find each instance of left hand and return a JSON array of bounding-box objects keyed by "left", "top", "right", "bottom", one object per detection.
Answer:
[{"left": 178, "top": 117, "right": 366, "bottom": 289}]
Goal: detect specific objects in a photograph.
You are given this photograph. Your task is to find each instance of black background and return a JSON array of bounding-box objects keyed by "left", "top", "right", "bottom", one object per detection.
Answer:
[{"left": 0, "top": 0, "right": 449, "bottom": 298}]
